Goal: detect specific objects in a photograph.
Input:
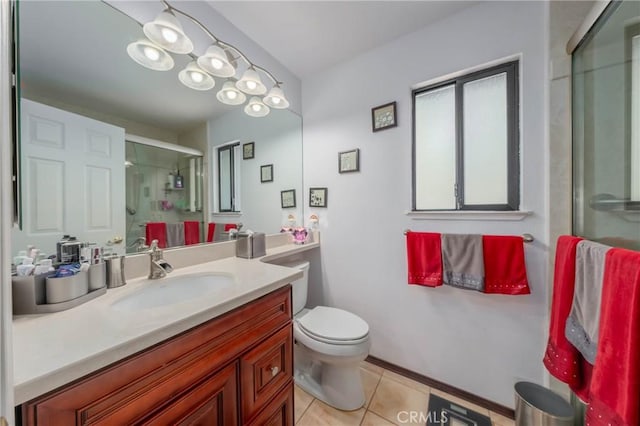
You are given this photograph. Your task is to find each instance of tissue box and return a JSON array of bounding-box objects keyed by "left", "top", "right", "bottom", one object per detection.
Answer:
[{"left": 236, "top": 232, "right": 266, "bottom": 259}]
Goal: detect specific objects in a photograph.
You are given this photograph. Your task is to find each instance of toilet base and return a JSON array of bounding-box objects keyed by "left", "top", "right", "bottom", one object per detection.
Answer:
[{"left": 294, "top": 345, "right": 366, "bottom": 411}]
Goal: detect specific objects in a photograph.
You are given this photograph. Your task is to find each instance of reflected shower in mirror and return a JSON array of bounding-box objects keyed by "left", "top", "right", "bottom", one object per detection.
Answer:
[{"left": 14, "top": 0, "right": 303, "bottom": 257}]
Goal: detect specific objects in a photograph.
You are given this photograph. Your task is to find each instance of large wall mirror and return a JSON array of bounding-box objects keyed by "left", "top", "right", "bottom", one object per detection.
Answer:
[{"left": 12, "top": 0, "right": 303, "bottom": 258}]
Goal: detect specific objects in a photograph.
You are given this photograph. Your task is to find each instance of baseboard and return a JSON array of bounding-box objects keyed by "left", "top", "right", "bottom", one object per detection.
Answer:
[{"left": 365, "top": 356, "right": 515, "bottom": 420}]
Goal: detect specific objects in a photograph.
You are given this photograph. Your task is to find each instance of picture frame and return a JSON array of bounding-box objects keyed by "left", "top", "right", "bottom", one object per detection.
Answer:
[
  {"left": 309, "top": 187, "right": 328, "bottom": 208},
  {"left": 371, "top": 101, "right": 397, "bottom": 132},
  {"left": 338, "top": 148, "right": 360, "bottom": 173},
  {"left": 260, "top": 164, "right": 273, "bottom": 183},
  {"left": 281, "top": 189, "right": 296, "bottom": 208},
  {"left": 242, "top": 142, "right": 255, "bottom": 159}
]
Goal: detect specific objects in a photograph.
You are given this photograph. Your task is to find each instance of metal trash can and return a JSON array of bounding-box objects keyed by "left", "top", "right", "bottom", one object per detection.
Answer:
[{"left": 515, "top": 382, "right": 574, "bottom": 426}]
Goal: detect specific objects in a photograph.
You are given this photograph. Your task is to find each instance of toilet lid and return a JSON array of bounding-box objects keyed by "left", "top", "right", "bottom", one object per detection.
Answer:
[{"left": 297, "top": 306, "right": 369, "bottom": 342}]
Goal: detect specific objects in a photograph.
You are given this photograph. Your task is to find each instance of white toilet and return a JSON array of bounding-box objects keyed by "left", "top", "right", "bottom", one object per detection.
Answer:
[{"left": 281, "top": 260, "right": 370, "bottom": 411}]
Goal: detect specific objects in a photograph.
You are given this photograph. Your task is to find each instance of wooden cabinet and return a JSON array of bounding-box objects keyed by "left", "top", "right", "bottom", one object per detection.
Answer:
[{"left": 21, "top": 286, "right": 293, "bottom": 426}]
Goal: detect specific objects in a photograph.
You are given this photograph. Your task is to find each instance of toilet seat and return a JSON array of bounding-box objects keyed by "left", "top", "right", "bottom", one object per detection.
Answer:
[{"left": 297, "top": 306, "right": 369, "bottom": 345}]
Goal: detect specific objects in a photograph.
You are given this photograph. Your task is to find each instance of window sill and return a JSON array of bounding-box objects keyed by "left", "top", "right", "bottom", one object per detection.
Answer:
[
  {"left": 406, "top": 210, "right": 532, "bottom": 221},
  {"left": 212, "top": 212, "right": 242, "bottom": 217}
]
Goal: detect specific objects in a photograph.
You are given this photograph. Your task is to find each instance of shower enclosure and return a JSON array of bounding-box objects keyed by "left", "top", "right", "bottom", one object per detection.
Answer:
[
  {"left": 573, "top": 0, "right": 640, "bottom": 249},
  {"left": 125, "top": 139, "right": 204, "bottom": 253}
]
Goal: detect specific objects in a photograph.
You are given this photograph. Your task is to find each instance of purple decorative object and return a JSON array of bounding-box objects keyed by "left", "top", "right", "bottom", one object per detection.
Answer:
[{"left": 292, "top": 227, "right": 308, "bottom": 244}]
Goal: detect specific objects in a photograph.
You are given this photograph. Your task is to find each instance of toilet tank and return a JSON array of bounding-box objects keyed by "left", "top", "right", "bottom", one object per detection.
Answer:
[{"left": 274, "top": 260, "right": 309, "bottom": 315}]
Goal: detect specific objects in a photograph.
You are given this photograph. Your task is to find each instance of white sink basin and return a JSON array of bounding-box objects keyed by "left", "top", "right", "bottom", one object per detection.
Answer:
[{"left": 112, "top": 273, "right": 234, "bottom": 311}]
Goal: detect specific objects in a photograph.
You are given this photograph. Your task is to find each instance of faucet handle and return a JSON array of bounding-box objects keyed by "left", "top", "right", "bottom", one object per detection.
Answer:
[{"left": 149, "top": 239, "right": 159, "bottom": 251}]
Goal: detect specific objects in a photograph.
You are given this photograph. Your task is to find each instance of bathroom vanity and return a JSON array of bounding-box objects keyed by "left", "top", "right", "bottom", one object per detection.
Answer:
[{"left": 13, "top": 238, "right": 319, "bottom": 425}]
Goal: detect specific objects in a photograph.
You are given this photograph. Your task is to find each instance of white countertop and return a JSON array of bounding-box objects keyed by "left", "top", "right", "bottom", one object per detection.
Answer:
[{"left": 13, "top": 241, "right": 318, "bottom": 405}]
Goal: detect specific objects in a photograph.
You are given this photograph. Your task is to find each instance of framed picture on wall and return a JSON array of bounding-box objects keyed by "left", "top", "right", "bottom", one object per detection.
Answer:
[
  {"left": 338, "top": 149, "right": 360, "bottom": 173},
  {"left": 281, "top": 189, "right": 296, "bottom": 208},
  {"left": 371, "top": 101, "right": 397, "bottom": 132},
  {"left": 261, "top": 164, "right": 273, "bottom": 183},
  {"left": 242, "top": 142, "right": 255, "bottom": 159},
  {"left": 309, "top": 187, "right": 328, "bottom": 207}
]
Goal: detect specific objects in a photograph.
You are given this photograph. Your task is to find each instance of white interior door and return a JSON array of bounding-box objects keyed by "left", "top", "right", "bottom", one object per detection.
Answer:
[{"left": 15, "top": 99, "right": 125, "bottom": 255}]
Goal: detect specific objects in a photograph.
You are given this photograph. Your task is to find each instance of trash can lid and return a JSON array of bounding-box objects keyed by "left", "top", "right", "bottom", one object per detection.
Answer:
[{"left": 514, "top": 382, "right": 574, "bottom": 418}]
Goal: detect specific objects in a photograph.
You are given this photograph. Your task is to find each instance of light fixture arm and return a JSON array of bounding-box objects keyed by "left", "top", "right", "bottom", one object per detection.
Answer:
[{"left": 163, "top": 1, "right": 282, "bottom": 86}]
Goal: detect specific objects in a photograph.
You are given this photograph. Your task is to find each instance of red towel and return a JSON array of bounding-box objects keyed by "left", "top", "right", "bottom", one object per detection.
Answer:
[
  {"left": 224, "top": 223, "right": 238, "bottom": 231},
  {"left": 184, "top": 221, "right": 200, "bottom": 245},
  {"left": 543, "top": 235, "right": 592, "bottom": 400},
  {"left": 405, "top": 232, "right": 442, "bottom": 287},
  {"left": 587, "top": 248, "right": 640, "bottom": 426},
  {"left": 482, "top": 235, "right": 530, "bottom": 295},
  {"left": 145, "top": 222, "right": 167, "bottom": 249},
  {"left": 206, "top": 223, "right": 216, "bottom": 243}
]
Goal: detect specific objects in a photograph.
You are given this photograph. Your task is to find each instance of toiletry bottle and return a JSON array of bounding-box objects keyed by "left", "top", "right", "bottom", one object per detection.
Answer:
[
  {"left": 34, "top": 259, "right": 54, "bottom": 275},
  {"left": 17, "top": 258, "right": 35, "bottom": 276},
  {"left": 167, "top": 172, "right": 175, "bottom": 189},
  {"left": 13, "top": 250, "right": 28, "bottom": 267},
  {"left": 174, "top": 171, "right": 184, "bottom": 189}
]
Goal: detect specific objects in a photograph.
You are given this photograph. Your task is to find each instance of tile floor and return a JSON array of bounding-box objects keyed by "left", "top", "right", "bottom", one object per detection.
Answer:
[{"left": 294, "top": 361, "right": 516, "bottom": 426}]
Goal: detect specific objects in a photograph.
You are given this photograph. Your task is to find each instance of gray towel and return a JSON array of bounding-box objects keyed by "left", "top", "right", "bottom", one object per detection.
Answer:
[
  {"left": 441, "top": 234, "right": 485, "bottom": 291},
  {"left": 166, "top": 223, "right": 185, "bottom": 247},
  {"left": 565, "top": 240, "right": 611, "bottom": 364}
]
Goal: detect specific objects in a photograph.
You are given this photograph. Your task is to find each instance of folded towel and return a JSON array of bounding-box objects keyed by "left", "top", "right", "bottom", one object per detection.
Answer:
[
  {"left": 206, "top": 223, "right": 216, "bottom": 243},
  {"left": 587, "top": 248, "right": 640, "bottom": 426},
  {"left": 482, "top": 235, "right": 530, "bottom": 295},
  {"left": 184, "top": 221, "right": 200, "bottom": 245},
  {"left": 565, "top": 240, "right": 611, "bottom": 364},
  {"left": 543, "top": 235, "right": 592, "bottom": 400},
  {"left": 441, "top": 234, "right": 484, "bottom": 291},
  {"left": 405, "top": 232, "right": 443, "bottom": 287},
  {"left": 166, "top": 223, "right": 184, "bottom": 248},
  {"left": 145, "top": 222, "right": 167, "bottom": 249}
]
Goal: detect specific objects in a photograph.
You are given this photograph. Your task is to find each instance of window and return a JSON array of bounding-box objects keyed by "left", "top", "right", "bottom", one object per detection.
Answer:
[
  {"left": 217, "top": 142, "right": 241, "bottom": 212},
  {"left": 412, "top": 61, "right": 519, "bottom": 211}
]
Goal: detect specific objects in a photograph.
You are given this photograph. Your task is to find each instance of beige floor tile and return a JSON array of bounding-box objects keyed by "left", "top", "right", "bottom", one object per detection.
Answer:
[
  {"left": 361, "top": 367, "right": 382, "bottom": 408},
  {"left": 361, "top": 360, "right": 384, "bottom": 376},
  {"left": 429, "top": 389, "right": 490, "bottom": 417},
  {"left": 296, "top": 399, "right": 366, "bottom": 426},
  {"left": 382, "top": 369, "right": 430, "bottom": 395},
  {"left": 294, "top": 385, "right": 315, "bottom": 423},
  {"left": 490, "top": 411, "right": 516, "bottom": 426},
  {"left": 369, "top": 376, "right": 430, "bottom": 425},
  {"left": 361, "top": 410, "right": 396, "bottom": 426}
]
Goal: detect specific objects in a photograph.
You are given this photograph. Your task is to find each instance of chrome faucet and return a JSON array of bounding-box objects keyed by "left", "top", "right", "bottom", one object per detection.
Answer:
[
  {"left": 127, "top": 236, "right": 149, "bottom": 252},
  {"left": 148, "top": 239, "right": 173, "bottom": 279}
]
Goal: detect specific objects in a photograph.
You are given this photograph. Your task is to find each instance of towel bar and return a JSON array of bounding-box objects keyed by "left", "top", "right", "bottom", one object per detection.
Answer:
[{"left": 403, "top": 229, "right": 535, "bottom": 243}]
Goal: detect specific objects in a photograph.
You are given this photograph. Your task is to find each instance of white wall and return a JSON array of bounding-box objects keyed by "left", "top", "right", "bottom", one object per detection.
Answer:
[
  {"left": 302, "top": 1, "right": 549, "bottom": 408},
  {"left": 208, "top": 109, "right": 303, "bottom": 234}
]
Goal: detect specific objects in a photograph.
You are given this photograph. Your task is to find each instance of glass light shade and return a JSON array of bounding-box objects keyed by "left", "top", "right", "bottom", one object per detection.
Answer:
[
  {"left": 236, "top": 68, "right": 267, "bottom": 95},
  {"left": 197, "top": 45, "right": 235, "bottom": 78},
  {"left": 244, "top": 96, "right": 270, "bottom": 117},
  {"left": 143, "top": 10, "right": 193, "bottom": 54},
  {"left": 263, "top": 85, "right": 290, "bottom": 109},
  {"left": 216, "top": 81, "right": 246, "bottom": 105},
  {"left": 178, "top": 61, "right": 215, "bottom": 91},
  {"left": 127, "top": 39, "right": 174, "bottom": 71}
]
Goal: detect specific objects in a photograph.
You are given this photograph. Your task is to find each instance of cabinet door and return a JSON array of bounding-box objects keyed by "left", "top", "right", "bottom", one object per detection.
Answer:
[
  {"left": 139, "top": 362, "right": 237, "bottom": 426},
  {"left": 241, "top": 325, "right": 293, "bottom": 422},
  {"left": 247, "top": 381, "right": 294, "bottom": 426}
]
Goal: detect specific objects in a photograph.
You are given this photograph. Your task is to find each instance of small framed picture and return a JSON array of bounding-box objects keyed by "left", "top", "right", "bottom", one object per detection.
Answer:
[
  {"left": 261, "top": 164, "right": 273, "bottom": 183},
  {"left": 309, "top": 187, "right": 328, "bottom": 208},
  {"left": 281, "top": 189, "right": 296, "bottom": 208},
  {"left": 371, "top": 101, "right": 397, "bottom": 132},
  {"left": 339, "top": 148, "right": 360, "bottom": 173},
  {"left": 242, "top": 142, "right": 255, "bottom": 159}
]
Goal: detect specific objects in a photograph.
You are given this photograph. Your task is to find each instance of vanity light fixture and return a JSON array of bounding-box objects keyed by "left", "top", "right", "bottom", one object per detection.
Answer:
[
  {"left": 217, "top": 80, "right": 247, "bottom": 105},
  {"left": 143, "top": 9, "right": 194, "bottom": 54},
  {"left": 127, "top": 0, "right": 290, "bottom": 117},
  {"left": 178, "top": 61, "right": 215, "bottom": 90},
  {"left": 127, "top": 39, "right": 174, "bottom": 71},
  {"left": 245, "top": 96, "right": 270, "bottom": 117}
]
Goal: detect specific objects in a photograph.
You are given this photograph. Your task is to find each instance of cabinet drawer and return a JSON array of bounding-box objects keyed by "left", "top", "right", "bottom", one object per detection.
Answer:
[
  {"left": 247, "top": 380, "right": 294, "bottom": 426},
  {"left": 241, "top": 325, "right": 293, "bottom": 422}
]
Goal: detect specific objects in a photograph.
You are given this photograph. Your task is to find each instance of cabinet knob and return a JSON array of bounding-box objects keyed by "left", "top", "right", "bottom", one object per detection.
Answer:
[{"left": 270, "top": 366, "right": 279, "bottom": 376}]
